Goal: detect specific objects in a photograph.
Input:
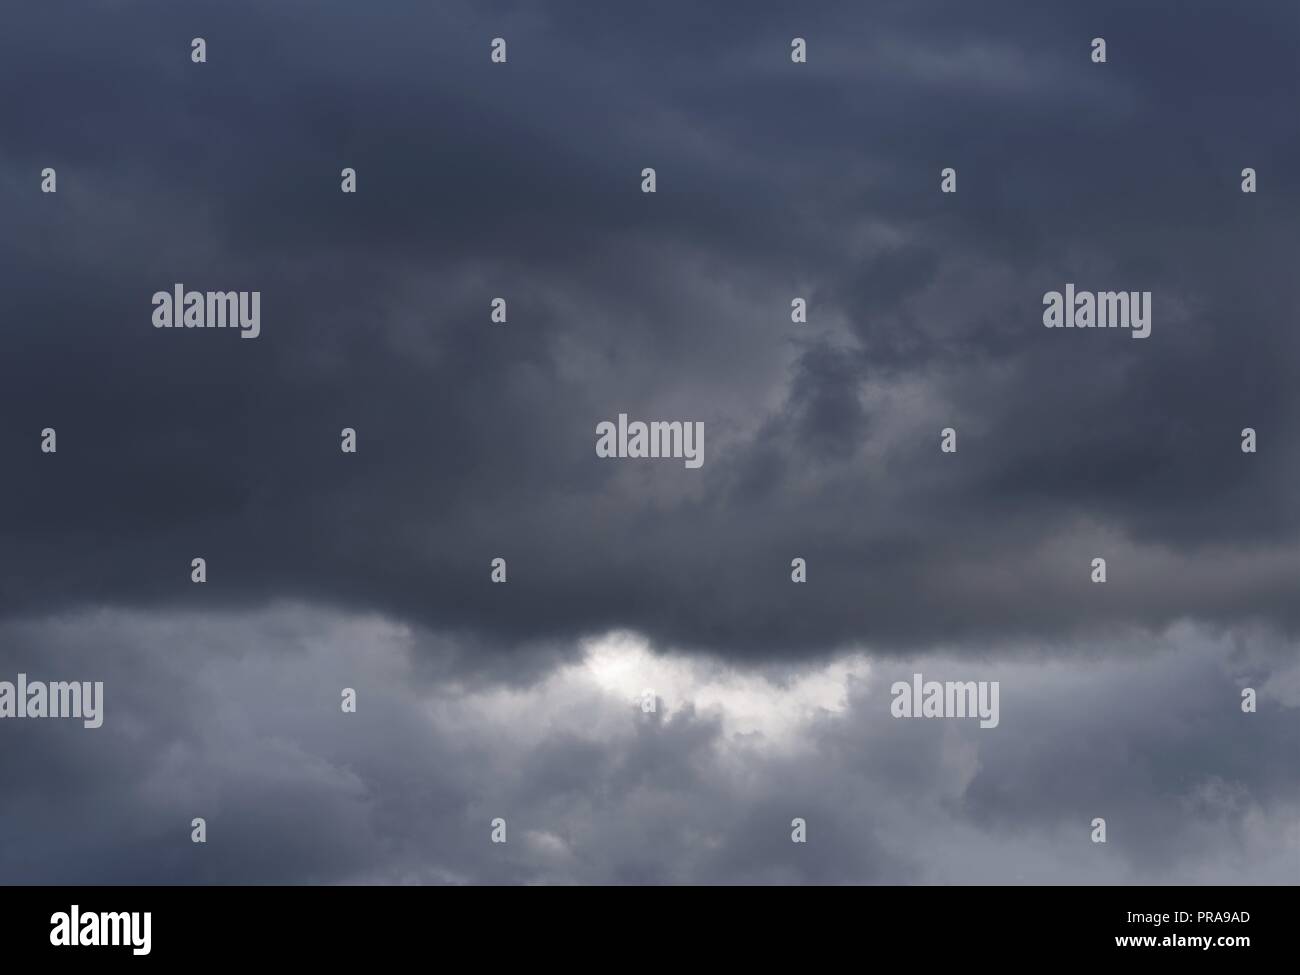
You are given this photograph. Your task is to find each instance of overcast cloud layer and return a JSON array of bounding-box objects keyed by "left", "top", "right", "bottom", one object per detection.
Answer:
[{"left": 0, "top": 0, "right": 1296, "bottom": 884}]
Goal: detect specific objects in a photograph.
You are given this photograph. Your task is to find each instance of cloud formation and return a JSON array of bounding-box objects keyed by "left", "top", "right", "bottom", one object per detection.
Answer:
[
  {"left": 0, "top": 0, "right": 1295, "bottom": 883},
  {"left": 0, "top": 608, "right": 1294, "bottom": 884}
]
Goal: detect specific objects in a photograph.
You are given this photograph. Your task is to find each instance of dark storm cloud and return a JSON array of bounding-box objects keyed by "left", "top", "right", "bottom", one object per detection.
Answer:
[{"left": 2, "top": 0, "right": 1299, "bottom": 666}]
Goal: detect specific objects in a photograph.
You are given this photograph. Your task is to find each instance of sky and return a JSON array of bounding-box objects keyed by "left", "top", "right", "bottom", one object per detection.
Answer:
[{"left": 0, "top": 0, "right": 1296, "bottom": 884}]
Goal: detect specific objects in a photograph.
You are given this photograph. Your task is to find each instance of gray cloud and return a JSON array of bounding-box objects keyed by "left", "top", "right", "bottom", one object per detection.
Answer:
[
  {"left": 0, "top": 607, "right": 1295, "bottom": 884},
  {"left": 0, "top": 0, "right": 1296, "bottom": 883},
  {"left": 3, "top": 1, "right": 1297, "bottom": 658}
]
